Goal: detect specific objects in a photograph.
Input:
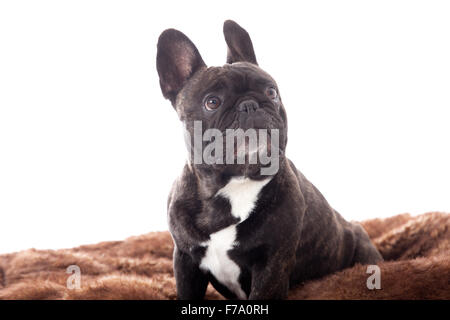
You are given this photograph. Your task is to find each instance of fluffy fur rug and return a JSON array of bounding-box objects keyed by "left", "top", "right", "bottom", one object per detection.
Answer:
[{"left": 0, "top": 212, "right": 448, "bottom": 300}]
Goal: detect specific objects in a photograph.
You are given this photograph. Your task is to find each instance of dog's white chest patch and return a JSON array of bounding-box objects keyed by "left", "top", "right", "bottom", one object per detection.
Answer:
[{"left": 199, "top": 177, "right": 272, "bottom": 299}]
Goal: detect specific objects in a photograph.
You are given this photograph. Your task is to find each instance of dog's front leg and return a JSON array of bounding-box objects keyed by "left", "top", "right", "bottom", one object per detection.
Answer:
[
  {"left": 248, "top": 253, "right": 296, "bottom": 300},
  {"left": 173, "top": 246, "right": 208, "bottom": 300}
]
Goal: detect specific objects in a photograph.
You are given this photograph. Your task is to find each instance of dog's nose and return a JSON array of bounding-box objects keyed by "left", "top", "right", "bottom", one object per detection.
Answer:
[{"left": 237, "top": 99, "right": 259, "bottom": 113}]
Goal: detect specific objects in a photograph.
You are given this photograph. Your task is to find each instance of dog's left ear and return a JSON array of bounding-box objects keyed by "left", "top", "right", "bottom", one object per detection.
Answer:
[{"left": 223, "top": 20, "right": 258, "bottom": 65}]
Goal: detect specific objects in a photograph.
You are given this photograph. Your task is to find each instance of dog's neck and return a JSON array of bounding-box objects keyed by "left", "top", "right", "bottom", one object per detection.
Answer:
[{"left": 189, "top": 157, "right": 287, "bottom": 200}]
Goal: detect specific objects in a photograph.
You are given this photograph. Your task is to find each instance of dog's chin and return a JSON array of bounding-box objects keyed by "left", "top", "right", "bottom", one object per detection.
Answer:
[
  {"left": 196, "top": 162, "right": 271, "bottom": 180},
  {"left": 194, "top": 141, "right": 284, "bottom": 179}
]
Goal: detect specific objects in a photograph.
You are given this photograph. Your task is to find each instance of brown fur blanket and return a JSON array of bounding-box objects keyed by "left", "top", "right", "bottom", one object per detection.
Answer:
[{"left": 0, "top": 212, "right": 449, "bottom": 300}]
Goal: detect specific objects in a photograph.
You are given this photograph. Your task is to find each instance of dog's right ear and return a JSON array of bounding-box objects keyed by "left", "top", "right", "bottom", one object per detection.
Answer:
[{"left": 156, "top": 29, "right": 206, "bottom": 106}]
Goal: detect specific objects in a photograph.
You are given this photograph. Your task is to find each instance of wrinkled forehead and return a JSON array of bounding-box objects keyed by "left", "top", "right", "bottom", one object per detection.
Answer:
[{"left": 197, "top": 62, "right": 277, "bottom": 92}]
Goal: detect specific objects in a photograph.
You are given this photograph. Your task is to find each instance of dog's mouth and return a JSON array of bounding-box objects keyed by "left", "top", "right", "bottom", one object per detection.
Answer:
[
  {"left": 231, "top": 130, "right": 273, "bottom": 158},
  {"left": 200, "top": 126, "right": 282, "bottom": 168},
  {"left": 184, "top": 109, "right": 284, "bottom": 175}
]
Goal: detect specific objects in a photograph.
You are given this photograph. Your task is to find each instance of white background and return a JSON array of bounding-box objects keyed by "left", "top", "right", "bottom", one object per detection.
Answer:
[{"left": 1, "top": 1, "right": 449, "bottom": 254}]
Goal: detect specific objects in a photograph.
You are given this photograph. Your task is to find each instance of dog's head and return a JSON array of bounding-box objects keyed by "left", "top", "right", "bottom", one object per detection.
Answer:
[{"left": 157, "top": 20, "right": 287, "bottom": 179}]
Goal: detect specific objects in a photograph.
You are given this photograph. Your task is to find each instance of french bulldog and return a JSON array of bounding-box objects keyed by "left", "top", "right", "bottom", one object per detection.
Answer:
[{"left": 156, "top": 20, "right": 382, "bottom": 300}]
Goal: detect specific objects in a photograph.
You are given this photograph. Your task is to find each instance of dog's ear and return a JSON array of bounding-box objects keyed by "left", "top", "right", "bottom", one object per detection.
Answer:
[
  {"left": 156, "top": 29, "right": 206, "bottom": 105},
  {"left": 223, "top": 20, "right": 257, "bottom": 65}
]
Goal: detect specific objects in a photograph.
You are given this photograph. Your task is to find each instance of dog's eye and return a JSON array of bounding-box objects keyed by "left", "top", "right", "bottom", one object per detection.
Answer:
[
  {"left": 204, "top": 96, "right": 222, "bottom": 111},
  {"left": 265, "top": 87, "right": 278, "bottom": 100}
]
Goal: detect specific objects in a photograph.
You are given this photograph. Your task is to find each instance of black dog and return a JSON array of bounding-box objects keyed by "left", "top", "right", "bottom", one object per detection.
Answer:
[{"left": 156, "top": 20, "right": 382, "bottom": 300}]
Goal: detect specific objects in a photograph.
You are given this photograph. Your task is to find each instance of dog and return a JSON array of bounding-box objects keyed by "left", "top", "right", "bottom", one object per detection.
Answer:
[{"left": 156, "top": 20, "right": 382, "bottom": 300}]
